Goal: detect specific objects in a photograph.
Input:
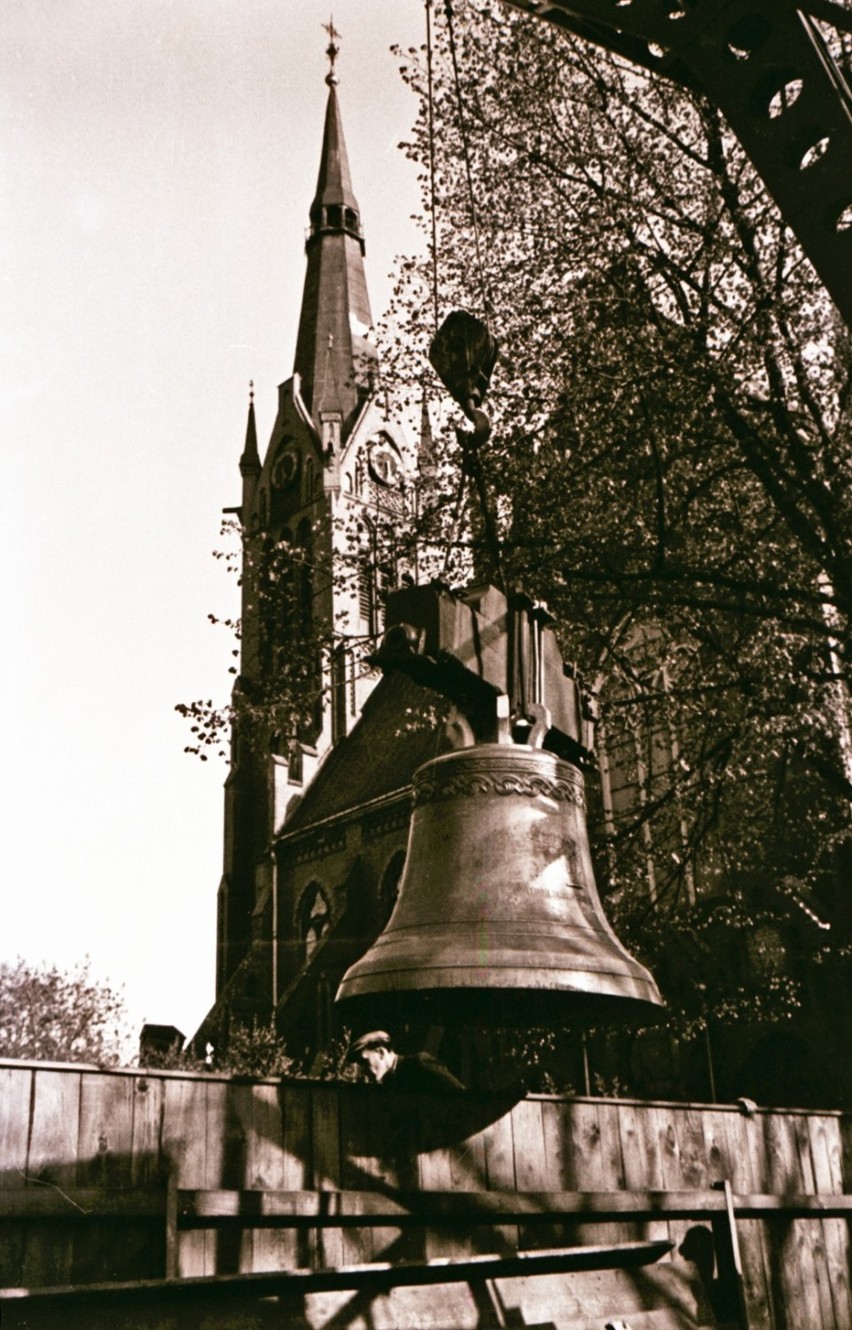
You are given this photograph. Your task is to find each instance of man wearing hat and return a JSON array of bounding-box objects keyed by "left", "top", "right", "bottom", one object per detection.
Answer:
[{"left": 347, "top": 1031, "right": 465, "bottom": 1091}]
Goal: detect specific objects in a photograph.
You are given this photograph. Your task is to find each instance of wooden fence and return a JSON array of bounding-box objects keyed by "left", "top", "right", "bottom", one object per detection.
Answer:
[{"left": 0, "top": 1057, "right": 850, "bottom": 1329}]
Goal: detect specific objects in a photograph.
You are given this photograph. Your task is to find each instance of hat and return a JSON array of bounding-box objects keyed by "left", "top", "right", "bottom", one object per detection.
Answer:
[{"left": 346, "top": 1030, "right": 393, "bottom": 1062}]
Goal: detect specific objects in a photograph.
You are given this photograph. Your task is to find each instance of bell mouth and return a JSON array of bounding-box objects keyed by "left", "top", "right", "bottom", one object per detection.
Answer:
[{"left": 336, "top": 985, "right": 666, "bottom": 1034}]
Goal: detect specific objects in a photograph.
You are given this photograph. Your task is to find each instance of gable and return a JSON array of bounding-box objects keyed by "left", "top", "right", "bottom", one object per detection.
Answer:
[{"left": 280, "top": 671, "right": 451, "bottom": 834}]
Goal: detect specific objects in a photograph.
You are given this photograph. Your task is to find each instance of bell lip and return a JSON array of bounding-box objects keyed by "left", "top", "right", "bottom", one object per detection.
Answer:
[
  {"left": 335, "top": 985, "right": 666, "bottom": 1029},
  {"left": 337, "top": 976, "right": 665, "bottom": 1009}
]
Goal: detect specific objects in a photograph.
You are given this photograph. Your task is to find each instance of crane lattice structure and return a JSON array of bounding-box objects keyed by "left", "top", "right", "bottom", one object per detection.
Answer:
[{"left": 503, "top": 0, "right": 852, "bottom": 327}]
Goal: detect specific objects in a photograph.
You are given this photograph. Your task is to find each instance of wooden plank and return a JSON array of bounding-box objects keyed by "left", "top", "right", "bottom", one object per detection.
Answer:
[
  {"left": 0, "top": 1066, "right": 32, "bottom": 1175},
  {"left": 618, "top": 1100, "right": 670, "bottom": 1250},
  {"left": 0, "top": 1188, "right": 165, "bottom": 1218},
  {"left": 713, "top": 1108, "right": 764, "bottom": 1330},
  {"left": 73, "top": 1073, "right": 137, "bottom": 1284},
  {"left": 338, "top": 1081, "right": 376, "bottom": 1264},
  {"left": 209, "top": 1079, "right": 255, "bottom": 1275},
  {"left": 644, "top": 1103, "right": 682, "bottom": 1266},
  {"left": 25, "top": 1069, "right": 81, "bottom": 1182},
  {"left": 809, "top": 1113, "right": 852, "bottom": 1330},
  {"left": 4, "top": 1183, "right": 848, "bottom": 1224},
  {"left": 245, "top": 1081, "right": 295, "bottom": 1273},
  {"left": 0, "top": 1067, "right": 32, "bottom": 1288},
  {"left": 76, "top": 1072, "right": 135, "bottom": 1188},
  {"left": 765, "top": 1111, "right": 816, "bottom": 1329},
  {"left": 417, "top": 1100, "right": 459, "bottom": 1260},
  {"left": 677, "top": 1101, "right": 733, "bottom": 1330},
  {"left": 512, "top": 1097, "right": 557, "bottom": 1250},
  {"left": 792, "top": 1112, "right": 836, "bottom": 1330},
  {"left": 279, "top": 1082, "right": 311, "bottom": 1189},
  {"left": 540, "top": 1097, "right": 575, "bottom": 1187},
  {"left": 723, "top": 1108, "right": 773, "bottom": 1330},
  {"left": 512, "top": 1097, "right": 547, "bottom": 1192},
  {"left": 0, "top": 1237, "right": 674, "bottom": 1306},
  {"left": 128, "top": 1071, "right": 166, "bottom": 1282},
  {"left": 367, "top": 1090, "right": 412, "bottom": 1268},
  {"left": 21, "top": 1068, "right": 81, "bottom": 1288},
  {"left": 700, "top": 1107, "right": 733, "bottom": 1187},
  {"left": 129, "top": 1073, "right": 163, "bottom": 1187},
  {"left": 281, "top": 1082, "right": 313, "bottom": 1272},
  {"left": 640, "top": 1097, "right": 688, "bottom": 1302},
  {"left": 647, "top": 1104, "right": 694, "bottom": 1299},
  {"left": 481, "top": 1094, "right": 518, "bottom": 1260},
  {"left": 311, "top": 1084, "right": 343, "bottom": 1268},
  {"left": 564, "top": 1098, "right": 609, "bottom": 1250},
  {"left": 597, "top": 1100, "right": 634, "bottom": 1261},
  {"left": 539, "top": 1098, "right": 580, "bottom": 1255},
  {"left": 159, "top": 1075, "right": 209, "bottom": 1277}
]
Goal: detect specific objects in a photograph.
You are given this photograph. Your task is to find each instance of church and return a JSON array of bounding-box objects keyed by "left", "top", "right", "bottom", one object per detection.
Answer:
[
  {"left": 194, "top": 40, "right": 851, "bottom": 1110},
  {"left": 194, "top": 44, "right": 641, "bottom": 1076},
  {"left": 196, "top": 50, "right": 449, "bottom": 1062}
]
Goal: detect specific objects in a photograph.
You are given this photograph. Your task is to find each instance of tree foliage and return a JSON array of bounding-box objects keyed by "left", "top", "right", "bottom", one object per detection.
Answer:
[
  {"left": 176, "top": 518, "right": 342, "bottom": 762},
  {"left": 0, "top": 958, "right": 132, "bottom": 1066},
  {"left": 382, "top": 2, "right": 852, "bottom": 1033}
]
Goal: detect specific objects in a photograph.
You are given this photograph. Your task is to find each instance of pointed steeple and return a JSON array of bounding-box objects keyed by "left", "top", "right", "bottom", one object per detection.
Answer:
[
  {"left": 239, "top": 380, "right": 261, "bottom": 476},
  {"left": 293, "top": 33, "right": 377, "bottom": 435}
]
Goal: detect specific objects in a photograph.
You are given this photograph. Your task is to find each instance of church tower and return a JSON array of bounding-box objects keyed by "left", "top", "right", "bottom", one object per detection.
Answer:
[{"left": 216, "top": 40, "right": 410, "bottom": 997}]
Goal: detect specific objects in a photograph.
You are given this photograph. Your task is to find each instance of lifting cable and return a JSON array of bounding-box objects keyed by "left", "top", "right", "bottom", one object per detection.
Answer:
[
  {"left": 443, "top": 0, "right": 494, "bottom": 321},
  {"left": 425, "top": 0, "right": 441, "bottom": 335},
  {"left": 424, "top": 0, "right": 500, "bottom": 585},
  {"left": 424, "top": 0, "right": 468, "bottom": 581}
]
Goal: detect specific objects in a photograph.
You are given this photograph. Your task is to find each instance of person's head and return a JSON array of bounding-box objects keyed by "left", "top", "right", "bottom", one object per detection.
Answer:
[{"left": 346, "top": 1030, "right": 397, "bottom": 1083}]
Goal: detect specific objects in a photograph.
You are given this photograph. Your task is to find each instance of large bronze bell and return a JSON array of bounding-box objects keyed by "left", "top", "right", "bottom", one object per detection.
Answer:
[{"left": 336, "top": 743, "right": 664, "bottom": 1028}]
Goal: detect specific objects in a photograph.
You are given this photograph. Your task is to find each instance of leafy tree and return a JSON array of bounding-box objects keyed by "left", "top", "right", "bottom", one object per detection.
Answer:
[
  {"left": 0, "top": 958, "right": 133, "bottom": 1066},
  {"left": 382, "top": 2, "right": 852, "bottom": 1054},
  {"left": 147, "top": 1018, "right": 359, "bottom": 1081}
]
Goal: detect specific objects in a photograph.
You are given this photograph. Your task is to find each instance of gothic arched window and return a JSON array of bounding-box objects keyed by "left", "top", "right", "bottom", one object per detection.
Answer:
[
  {"left": 357, "top": 518, "right": 376, "bottom": 631},
  {"left": 296, "top": 518, "right": 313, "bottom": 634},
  {"left": 298, "top": 883, "right": 330, "bottom": 960},
  {"left": 331, "top": 644, "right": 348, "bottom": 744},
  {"left": 379, "top": 851, "right": 406, "bottom": 925},
  {"left": 596, "top": 637, "right": 696, "bottom": 905}
]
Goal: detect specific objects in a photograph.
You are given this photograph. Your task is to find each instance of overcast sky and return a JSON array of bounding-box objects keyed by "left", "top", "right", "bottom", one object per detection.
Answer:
[{"left": 2, "top": 0, "right": 427, "bottom": 1046}]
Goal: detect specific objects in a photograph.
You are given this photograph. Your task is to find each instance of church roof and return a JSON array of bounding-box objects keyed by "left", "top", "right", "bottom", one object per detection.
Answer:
[
  {"left": 281, "top": 672, "right": 451, "bottom": 837},
  {"left": 312, "top": 85, "right": 360, "bottom": 218},
  {"left": 292, "top": 80, "right": 377, "bottom": 435}
]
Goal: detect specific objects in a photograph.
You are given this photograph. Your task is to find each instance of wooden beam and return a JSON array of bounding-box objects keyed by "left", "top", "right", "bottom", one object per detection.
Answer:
[
  {"left": 0, "top": 1188, "right": 166, "bottom": 1219},
  {"left": 177, "top": 1188, "right": 852, "bottom": 1225},
  {"left": 0, "top": 1239, "right": 673, "bottom": 1307},
  {"left": 3, "top": 1185, "right": 851, "bottom": 1224}
]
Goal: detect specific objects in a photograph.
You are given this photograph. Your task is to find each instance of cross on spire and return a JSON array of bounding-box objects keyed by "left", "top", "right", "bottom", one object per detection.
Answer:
[{"left": 323, "top": 17, "right": 341, "bottom": 86}]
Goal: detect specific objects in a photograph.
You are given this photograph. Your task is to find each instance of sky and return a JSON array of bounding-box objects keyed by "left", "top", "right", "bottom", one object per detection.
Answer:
[{"left": 2, "top": 0, "right": 428, "bottom": 1047}]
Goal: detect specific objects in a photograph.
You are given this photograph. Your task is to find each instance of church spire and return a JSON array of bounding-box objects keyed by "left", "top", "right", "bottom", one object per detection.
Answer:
[
  {"left": 239, "top": 380, "right": 260, "bottom": 476},
  {"left": 292, "top": 27, "right": 377, "bottom": 435}
]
